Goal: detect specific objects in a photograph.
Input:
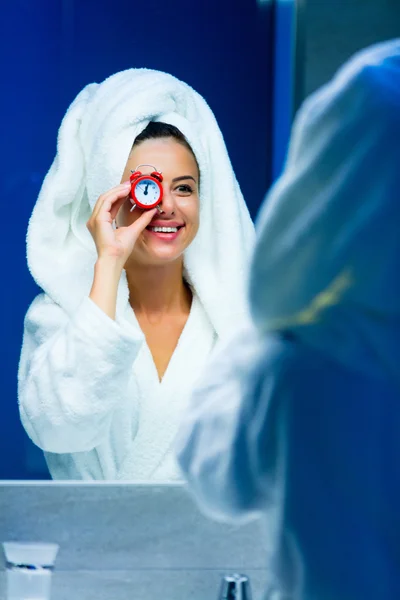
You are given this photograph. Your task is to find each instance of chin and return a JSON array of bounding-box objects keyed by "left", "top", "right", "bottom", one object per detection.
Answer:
[
  {"left": 147, "top": 248, "right": 185, "bottom": 264},
  {"left": 130, "top": 244, "right": 184, "bottom": 266}
]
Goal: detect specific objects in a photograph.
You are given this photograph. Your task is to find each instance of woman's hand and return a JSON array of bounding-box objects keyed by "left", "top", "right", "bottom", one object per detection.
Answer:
[
  {"left": 87, "top": 182, "right": 158, "bottom": 319},
  {"left": 86, "top": 182, "right": 157, "bottom": 265}
]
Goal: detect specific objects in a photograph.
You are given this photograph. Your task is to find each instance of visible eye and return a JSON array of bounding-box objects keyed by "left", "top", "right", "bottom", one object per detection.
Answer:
[{"left": 175, "top": 184, "right": 193, "bottom": 194}]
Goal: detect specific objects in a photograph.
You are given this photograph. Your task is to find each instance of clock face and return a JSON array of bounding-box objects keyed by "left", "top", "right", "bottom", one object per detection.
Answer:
[{"left": 134, "top": 178, "right": 161, "bottom": 206}]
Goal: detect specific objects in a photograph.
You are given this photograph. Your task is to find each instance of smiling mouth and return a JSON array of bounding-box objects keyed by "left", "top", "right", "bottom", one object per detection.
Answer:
[
  {"left": 145, "top": 225, "right": 185, "bottom": 239},
  {"left": 146, "top": 226, "right": 182, "bottom": 233}
]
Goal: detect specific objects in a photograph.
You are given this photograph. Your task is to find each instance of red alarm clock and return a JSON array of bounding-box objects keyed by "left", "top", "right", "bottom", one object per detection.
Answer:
[{"left": 129, "top": 164, "right": 164, "bottom": 212}]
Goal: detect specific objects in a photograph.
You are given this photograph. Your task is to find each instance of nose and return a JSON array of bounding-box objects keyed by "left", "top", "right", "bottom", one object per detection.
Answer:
[{"left": 158, "top": 187, "right": 176, "bottom": 216}]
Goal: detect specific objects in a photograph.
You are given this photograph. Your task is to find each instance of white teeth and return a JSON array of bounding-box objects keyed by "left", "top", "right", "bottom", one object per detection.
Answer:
[{"left": 149, "top": 226, "right": 178, "bottom": 233}]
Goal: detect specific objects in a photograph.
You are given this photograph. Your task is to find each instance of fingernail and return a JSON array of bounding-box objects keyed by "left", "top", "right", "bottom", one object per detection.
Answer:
[{"left": 122, "top": 181, "right": 131, "bottom": 188}]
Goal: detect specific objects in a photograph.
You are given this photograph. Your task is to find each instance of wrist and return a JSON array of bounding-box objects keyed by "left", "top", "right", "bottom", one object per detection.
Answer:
[
  {"left": 90, "top": 257, "right": 124, "bottom": 321},
  {"left": 95, "top": 255, "right": 125, "bottom": 274}
]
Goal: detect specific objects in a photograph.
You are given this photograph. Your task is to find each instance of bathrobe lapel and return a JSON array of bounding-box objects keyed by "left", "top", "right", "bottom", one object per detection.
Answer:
[{"left": 115, "top": 295, "right": 216, "bottom": 480}]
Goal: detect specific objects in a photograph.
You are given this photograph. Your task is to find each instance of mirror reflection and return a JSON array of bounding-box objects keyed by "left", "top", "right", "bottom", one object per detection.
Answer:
[
  {"left": 3, "top": 0, "right": 289, "bottom": 479},
  {"left": 19, "top": 68, "right": 256, "bottom": 481}
]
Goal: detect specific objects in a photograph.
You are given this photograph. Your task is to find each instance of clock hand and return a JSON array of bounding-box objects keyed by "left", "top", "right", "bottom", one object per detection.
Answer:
[{"left": 144, "top": 183, "right": 150, "bottom": 195}]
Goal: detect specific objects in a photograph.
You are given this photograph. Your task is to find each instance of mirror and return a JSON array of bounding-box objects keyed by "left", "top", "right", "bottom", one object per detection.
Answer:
[{"left": 1, "top": 0, "right": 297, "bottom": 480}]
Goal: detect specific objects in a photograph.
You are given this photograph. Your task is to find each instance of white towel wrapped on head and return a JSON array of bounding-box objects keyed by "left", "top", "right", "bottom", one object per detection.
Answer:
[{"left": 26, "top": 68, "right": 255, "bottom": 334}]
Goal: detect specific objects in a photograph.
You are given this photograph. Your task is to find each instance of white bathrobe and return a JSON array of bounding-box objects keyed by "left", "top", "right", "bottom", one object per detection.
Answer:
[
  {"left": 19, "top": 287, "right": 216, "bottom": 480},
  {"left": 18, "top": 69, "right": 255, "bottom": 480},
  {"left": 176, "top": 40, "right": 400, "bottom": 599}
]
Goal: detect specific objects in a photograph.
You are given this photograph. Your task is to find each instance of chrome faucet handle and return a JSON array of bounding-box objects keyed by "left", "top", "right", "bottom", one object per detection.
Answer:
[{"left": 219, "top": 573, "right": 252, "bottom": 600}]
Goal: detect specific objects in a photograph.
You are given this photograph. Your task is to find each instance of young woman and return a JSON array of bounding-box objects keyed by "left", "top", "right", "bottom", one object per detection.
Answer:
[{"left": 18, "top": 68, "right": 255, "bottom": 480}]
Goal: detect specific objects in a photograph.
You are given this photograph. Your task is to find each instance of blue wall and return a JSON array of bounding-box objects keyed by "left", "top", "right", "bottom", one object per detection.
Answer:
[{"left": 0, "top": 0, "right": 294, "bottom": 478}]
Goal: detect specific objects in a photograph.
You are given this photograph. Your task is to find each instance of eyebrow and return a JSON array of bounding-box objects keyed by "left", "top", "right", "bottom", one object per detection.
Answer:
[{"left": 171, "top": 175, "right": 197, "bottom": 184}]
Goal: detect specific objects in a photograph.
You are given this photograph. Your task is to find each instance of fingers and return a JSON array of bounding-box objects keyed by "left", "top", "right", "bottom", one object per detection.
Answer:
[
  {"left": 128, "top": 207, "right": 158, "bottom": 235},
  {"left": 88, "top": 182, "right": 131, "bottom": 229},
  {"left": 109, "top": 193, "right": 131, "bottom": 221},
  {"left": 91, "top": 182, "right": 131, "bottom": 221},
  {"left": 115, "top": 208, "right": 157, "bottom": 253}
]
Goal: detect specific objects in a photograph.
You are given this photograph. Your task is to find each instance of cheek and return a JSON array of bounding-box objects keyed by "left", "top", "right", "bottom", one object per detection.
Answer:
[{"left": 177, "top": 196, "right": 200, "bottom": 225}]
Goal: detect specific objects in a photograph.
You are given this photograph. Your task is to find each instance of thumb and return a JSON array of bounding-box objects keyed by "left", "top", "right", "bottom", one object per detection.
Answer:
[{"left": 128, "top": 208, "right": 158, "bottom": 236}]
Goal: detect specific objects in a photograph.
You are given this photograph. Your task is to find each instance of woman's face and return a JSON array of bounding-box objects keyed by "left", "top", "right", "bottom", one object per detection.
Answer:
[{"left": 118, "top": 137, "right": 200, "bottom": 267}]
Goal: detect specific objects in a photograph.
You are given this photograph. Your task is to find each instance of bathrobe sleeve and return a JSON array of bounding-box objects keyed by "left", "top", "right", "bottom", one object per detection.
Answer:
[
  {"left": 175, "top": 324, "right": 295, "bottom": 523},
  {"left": 18, "top": 293, "right": 144, "bottom": 453}
]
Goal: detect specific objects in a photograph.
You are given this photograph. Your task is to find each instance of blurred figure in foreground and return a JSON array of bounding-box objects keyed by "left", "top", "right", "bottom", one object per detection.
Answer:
[{"left": 176, "top": 39, "right": 400, "bottom": 600}]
